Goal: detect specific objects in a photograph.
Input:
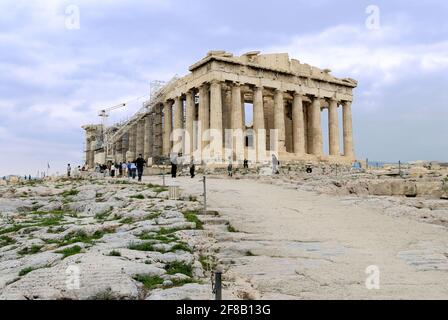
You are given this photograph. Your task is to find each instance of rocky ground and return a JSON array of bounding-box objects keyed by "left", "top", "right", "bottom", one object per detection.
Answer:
[
  {"left": 2, "top": 165, "right": 448, "bottom": 300},
  {"left": 0, "top": 177, "right": 224, "bottom": 300}
]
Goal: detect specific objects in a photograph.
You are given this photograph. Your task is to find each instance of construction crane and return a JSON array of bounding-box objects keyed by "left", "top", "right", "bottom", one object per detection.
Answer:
[
  {"left": 98, "top": 103, "right": 126, "bottom": 160},
  {"left": 98, "top": 103, "right": 126, "bottom": 127}
]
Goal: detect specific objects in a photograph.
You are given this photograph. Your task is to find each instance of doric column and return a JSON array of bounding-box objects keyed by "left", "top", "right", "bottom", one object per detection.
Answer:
[
  {"left": 311, "top": 97, "right": 323, "bottom": 156},
  {"left": 127, "top": 125, "right": 137, "bottom": 161},
  {"left": 163, "top": 101, "right": 173, "bottom": 156},
  {"left": 144, "top": 115, "right": 153, "bottom": 161},
  {"left": 210, "top": 80, "right": 223, "bottom": 161},
  {"left": 153, "top": 107, "right": 163, "bottom": 157},
  {"left": 292, "top": 93, "right": 306, "bottom": 155},
  {"left": 328, "top": 99, "right": 340, "bottom": 156},
  {"left": 85, "top": 137, "right": 92, "bottom": 168},
  {"left": 185, "top": 90, "right": 195, "bottom": 156},
  {"left": 115, "top": 138, "right": 123, "bottom": 162},
  {"left": 136, "top": 118, "right": 145, "bottom": 157},
  {"left": 198, "top": 85, "right": 210, "bottom": 153},
  {"left": 343, "top": 101, "right": 355, "bottom": 158},
  {"left": 231, "top": 83, "right": 244, "bottom": 160},
  {"left": 253, "top": 86, "right": 266, "bottom": 160},
  {"left": 121, "top": 134, "right": 128, "bottom": 162},
  {"left": 274, "top": 89, "right": 286, "bottom": 153},
  {"left": 173, "top": 96, "right": 184, "bottom": 154}
]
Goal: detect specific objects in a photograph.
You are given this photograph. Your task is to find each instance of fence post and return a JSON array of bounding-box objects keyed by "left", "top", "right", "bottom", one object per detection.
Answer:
[
  {"left": 203, "top": 176, "right": 207, "bottom": 213},
  {"left": 214, "top": 271, "right": 222, "bottom": 300}
]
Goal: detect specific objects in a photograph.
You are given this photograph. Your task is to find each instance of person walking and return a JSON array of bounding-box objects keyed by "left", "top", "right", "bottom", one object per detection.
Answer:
[
  {"left": 189, "top": 157, "right": 195, "bottom": 178},
  {"left": 135, "top": 154, "right": 146, "bottom": 182},
  {"left": 126, "top": 161, "right": 131, "bottom": 178},
  {"left": 122, "top": 162, "right": 127, "bottom": 178},
  {"left": 272, "top": 154, "right": 279, "bottom": 174},
  {"left": 227, "top": 158, "right": 233, "bottom": 177},
  {"left": 67, "top": 164, "right": 72, "bottom": 177},
  {"left": 130, "top": 162, "right": 137, "bottom": 179},
  {"left": 170, "top": 153, "right": 178, "bottom": 178}
]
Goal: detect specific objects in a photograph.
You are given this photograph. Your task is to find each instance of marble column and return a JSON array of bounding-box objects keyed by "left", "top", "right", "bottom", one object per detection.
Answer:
[
  {"left": 231, "top": 83, "right": 244, "bottom": 160},
  {"left": 328, "top": 99, "right": 340, "bottom": 156},
  {"left": 274, "top": 89, "right": 286, "bottom": 153},
  {"left": 153, "top": 107, "right": 163, "bottom": 157},
  {"left": 343, "top": 101, "right": 354, "bottom": 158},
  {"left": 310, "top": 97, "right": 323, "bottom": 156},
  {"left": 292, "top": 93, "right": 306, "bottom": 155},
  {"left": 173, "top": 96, "right": 184, "bottom": 154},
  {"left": 121, "top": 134, "right": 128, "bottom": 162},
  {"left": 85, "top": 137, "right": 93, "bottom": 168},
  {"left": 115, "top": 138, "right": 123, "bottom": 163},
  {"left": 144, "top": 115, "right": 153, "bottom": 161},
  {"left": 185, "top": 91, "right": 195, "bottom": 156},
  {"left": 253, "top": 86, "right": 266, "bottom": 160},
  {"left": 210, "top": 80, "right": 223, "bottom": 161},
  {"left": 163, "top": 101, "right": 173, "bottom": 156},
  {"left": 136, "top": 118, "right": 145, "bottom": 157},
  {"left": 127, "top": 125, "right": 137, "bottom": 161},
  {"left": 198, "top": 85, "right": 210, "bottom": 153}
]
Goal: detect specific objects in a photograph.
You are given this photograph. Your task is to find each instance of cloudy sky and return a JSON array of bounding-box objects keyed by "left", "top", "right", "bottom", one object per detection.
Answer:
[{"left": 0, "top": 0, "right": 447, "bottom": 176}]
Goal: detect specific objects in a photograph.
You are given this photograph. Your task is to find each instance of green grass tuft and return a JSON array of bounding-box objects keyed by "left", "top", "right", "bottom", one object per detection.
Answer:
[
  {"left": 61, "top": 189, "right": 79, "bottom": 197},
  {"left": 120, "top": 217, "right": 134, "bottom": 224},
  {"left": 18, "top": 267, "right": 35, "bottom": 276},
  {"left": 226, "top": 223, "right": 238, "bottom": 233},
  {"left": 56, "top": 245, "right": 82, "bottom": 258},
  {"left": 130, "top": 194, "right": 145, "bottom": 200},
  {"left": 0, "top": 235, "right": 16, "bottom": 247},
  {"left": 165, "top": 261, "right": 193, "bottom": 277},
  {"left": 107, "top": 250, "right": 121, "bottom": 257},
  {"left": 133, "top": 275, "right": 164, "bottom": 290},
  {"left": 18, "top": 245, "right": 43, "bottom": 255},
  {"left": 170, "top": 243, "right": 192, "bottom": 253},
  {"left": 183, "top": 210, "right": 203, "bottom": 230},
  {"left": 128, "top": 242, "right": 158, "bottom": 252}
]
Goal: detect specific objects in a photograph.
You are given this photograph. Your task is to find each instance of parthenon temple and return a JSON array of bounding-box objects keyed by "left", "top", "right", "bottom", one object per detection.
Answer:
[{"left": 83, "top": 51, "right": 357, "bottom": 167}]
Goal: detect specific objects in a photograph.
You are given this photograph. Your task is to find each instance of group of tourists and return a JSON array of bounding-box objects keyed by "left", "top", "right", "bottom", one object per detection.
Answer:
[{"left": 93, "top": 154, "right": 147, "bottom": 182}]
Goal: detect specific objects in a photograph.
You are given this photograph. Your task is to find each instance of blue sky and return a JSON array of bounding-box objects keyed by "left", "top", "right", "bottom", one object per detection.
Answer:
[{"left": 0, "top": 0, "right": 447, "bottom": 176}]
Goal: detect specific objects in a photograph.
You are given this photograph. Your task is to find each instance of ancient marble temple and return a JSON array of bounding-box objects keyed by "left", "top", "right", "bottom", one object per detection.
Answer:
[{"left": 83, "top": 51, "right": 357, "bottom": 167}]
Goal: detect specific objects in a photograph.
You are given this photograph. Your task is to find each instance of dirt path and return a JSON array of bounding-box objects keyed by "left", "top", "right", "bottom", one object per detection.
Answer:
[{"left": 144, "top": 175, "right": 448, "bottom": 299}]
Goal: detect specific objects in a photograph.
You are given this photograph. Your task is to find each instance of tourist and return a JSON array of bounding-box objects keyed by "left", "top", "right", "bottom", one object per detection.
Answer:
[
  {"left": 227, "top": 159, "right": 233, "bottom": 177},
  {"left": 118, "top": 162, "right": 123, "bottom": 177},
  {"left": 130, "top": 162, "right": 137, "bottom": 179},
  {"left": 135, "top": 154, "right": 146, "bottom": 182},
  {"left": 244, "top": 159, "right": 249, "bottom": 169},
  {"left": 127, "top": 162, "right": 132, "bottom": 178},
  {"left": 67, "top": 164, "right": 72, "bottom": 177},
  {"left": 170, "top": 153, "right": 178, "bottom": 178},
  {"left": 189, "top": 157, "right": 195, "bottom": 178},
  {"left": 272, "top": 155, "right": 279, "bottom": 174},
  {"left": 122, "top": 162, "right": 128, "bottom": 178},
  {"left": 110, "top": 164, "right": 116, "bottom": 178}
]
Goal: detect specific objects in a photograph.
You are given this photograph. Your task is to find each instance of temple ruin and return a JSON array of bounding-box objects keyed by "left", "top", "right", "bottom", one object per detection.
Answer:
[{"left": 83, "top": 51, "right": 357, "bottom": 167}]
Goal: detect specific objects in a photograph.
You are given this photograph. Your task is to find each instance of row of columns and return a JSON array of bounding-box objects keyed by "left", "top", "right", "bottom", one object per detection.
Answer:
[{"left": 111, "top": 81, "right": 354, "bottom": 163}]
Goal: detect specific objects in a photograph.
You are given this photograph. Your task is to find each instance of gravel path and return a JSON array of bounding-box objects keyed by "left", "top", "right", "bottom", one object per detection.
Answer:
[{"left": 144, "top": 175, "right": 448, "bottom": 299}]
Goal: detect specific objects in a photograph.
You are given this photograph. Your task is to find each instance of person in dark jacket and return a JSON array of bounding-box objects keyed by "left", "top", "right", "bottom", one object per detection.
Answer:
[
  {"left": 135, "top": 154, "right": 146, "bottom": 182},
  {"left": 189, "top": 157, "right": 195, "bottom": 178}
]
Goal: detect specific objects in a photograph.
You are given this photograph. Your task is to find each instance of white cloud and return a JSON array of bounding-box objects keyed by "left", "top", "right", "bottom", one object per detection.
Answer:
[{"left": 260, "top": 24, "right": 448, "bottom": 87}]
